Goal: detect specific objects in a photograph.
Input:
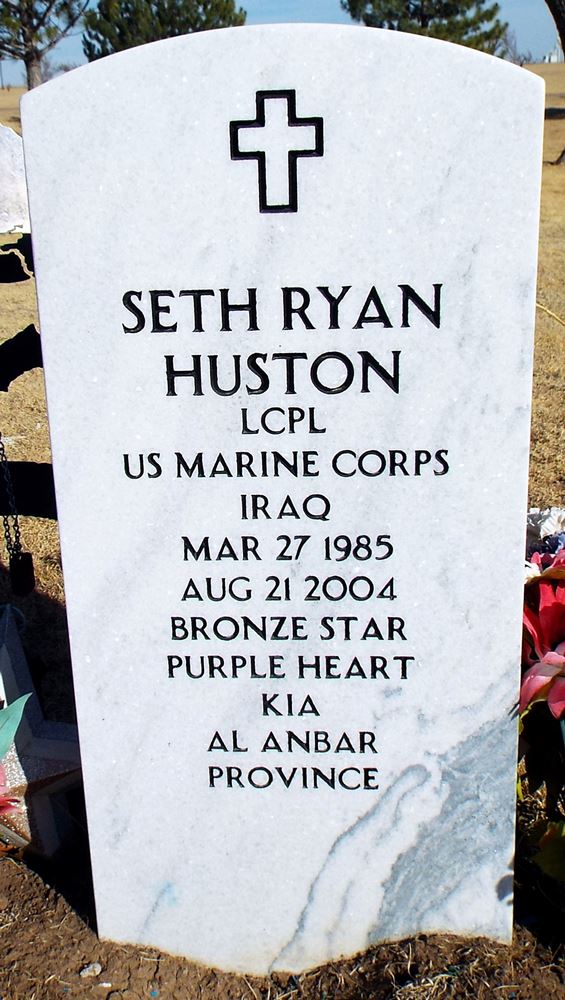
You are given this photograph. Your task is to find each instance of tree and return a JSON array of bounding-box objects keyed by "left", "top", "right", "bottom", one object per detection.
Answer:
[
  {"left": 82, "top": 0, "right": 246, "bottom": 61},
  {"left": 0, "top": 0, "right": 87, "bottom": 89},
  {"left": 40, "top": 53, "right": 79, "bottom": 80},
  {"left": 545, "top": 0, "right": 565, "bottom": 57},
  {"left": 341, "top": 1, "right": 508, "bottom": 54},
  {"left": 501, "top": 28, "right": 531, "bottom": 66}
]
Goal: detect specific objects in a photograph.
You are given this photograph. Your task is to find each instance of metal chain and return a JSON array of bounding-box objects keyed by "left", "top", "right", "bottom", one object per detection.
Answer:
[{"left": 0, "top": 433, "right": 21, "bottom": 559}]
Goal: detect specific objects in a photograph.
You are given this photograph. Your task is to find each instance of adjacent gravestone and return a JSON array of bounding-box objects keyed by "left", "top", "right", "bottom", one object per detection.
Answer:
[
  {"left": 21, "top": 26, "right": 544, "bottom": 974},
  {"left": 0, "top": 125, "right": 30, "bottom": 233},
  {"left": 0, "top": 607, "right": 81, "bottom": 855}
]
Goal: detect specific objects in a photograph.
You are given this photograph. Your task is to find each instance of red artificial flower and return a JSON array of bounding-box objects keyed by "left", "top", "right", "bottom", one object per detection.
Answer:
[{"left": 521, "top": 551, "right": 565, "bottom": 719}]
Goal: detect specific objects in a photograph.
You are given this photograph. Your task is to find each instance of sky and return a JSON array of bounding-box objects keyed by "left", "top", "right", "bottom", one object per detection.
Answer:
[{"left": 0, "top": 0, "right": 559, "bottom": 86}]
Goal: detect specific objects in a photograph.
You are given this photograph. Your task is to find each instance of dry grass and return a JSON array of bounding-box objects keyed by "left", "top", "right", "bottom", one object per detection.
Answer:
[
  {"left": 527, "top": 63, "right": 565, "bottom": 506},
  {"left": 0, "top": 85, "right": 23, "bottom": 134}
]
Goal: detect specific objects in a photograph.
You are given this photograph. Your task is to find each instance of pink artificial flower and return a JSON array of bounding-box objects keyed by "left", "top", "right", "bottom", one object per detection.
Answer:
[
  {"left": 530, "top": 548, "right": 565, "bottom": 576},
  {"left": 0, "top": 762, "right": 20, "bottom": 817},
  {"left": 521, "top": 551, "right": 565, "bottom": 719}
]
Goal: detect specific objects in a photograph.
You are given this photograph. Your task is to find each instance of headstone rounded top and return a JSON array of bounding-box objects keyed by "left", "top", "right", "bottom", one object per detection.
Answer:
[{"left": 23, "top": 23, "right": 544, "bottom": 102}]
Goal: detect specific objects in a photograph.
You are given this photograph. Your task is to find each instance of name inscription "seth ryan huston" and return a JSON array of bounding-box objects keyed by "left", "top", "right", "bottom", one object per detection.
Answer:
[{"left": 121, "top": 282, "right": 443, "bottom": 397}]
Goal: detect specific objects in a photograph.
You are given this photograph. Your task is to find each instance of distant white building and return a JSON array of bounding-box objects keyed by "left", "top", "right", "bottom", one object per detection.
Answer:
[{"left": 544, "top": 37, "right": 564, "bottom": 62}]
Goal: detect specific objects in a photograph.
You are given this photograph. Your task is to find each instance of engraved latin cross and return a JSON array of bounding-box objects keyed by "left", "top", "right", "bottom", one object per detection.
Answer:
[{"left": 230, "top": 89, "right": 324, "bottom": 213}]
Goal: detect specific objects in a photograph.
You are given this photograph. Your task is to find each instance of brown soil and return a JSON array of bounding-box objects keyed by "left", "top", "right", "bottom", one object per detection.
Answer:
[
  {"left": 1, "top": 62, "right": 565, "bottom": 999},
  {"left": 1, "top": 850, "right": 565, "bottom": 999}
]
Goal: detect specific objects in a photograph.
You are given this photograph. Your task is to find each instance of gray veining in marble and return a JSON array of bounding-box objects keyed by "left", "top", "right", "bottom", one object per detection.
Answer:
[{"left": 272, "top": 715, "right": 514, "bottom": 971}]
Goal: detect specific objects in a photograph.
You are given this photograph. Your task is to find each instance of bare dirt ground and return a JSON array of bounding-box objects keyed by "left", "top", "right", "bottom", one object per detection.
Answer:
[{"left": 1, "top": 62, "right": 565, "bottom": 999}]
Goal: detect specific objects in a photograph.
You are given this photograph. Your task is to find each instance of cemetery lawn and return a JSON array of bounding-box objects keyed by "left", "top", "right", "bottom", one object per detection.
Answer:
[{"left": 1, "top": 62, "right": 565, "bottom": 998}]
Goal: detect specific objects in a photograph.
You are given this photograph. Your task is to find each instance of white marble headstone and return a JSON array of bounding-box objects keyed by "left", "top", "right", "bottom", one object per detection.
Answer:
[
  {"left": 21, "top": 26, "right": 543, "bottom": 974},
  {"left": 0, "top": 124, "right": 30, "bottom": 233}
]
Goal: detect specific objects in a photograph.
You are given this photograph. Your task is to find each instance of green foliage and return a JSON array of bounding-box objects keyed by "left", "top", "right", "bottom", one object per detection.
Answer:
[
  {"left": 533, "top": 821, "right": 565, "bottom": 883},
  {"left": 83, "top": 0, "right": 246, "bottom": 61},
  {"left": 0, "top": 694, "right": 30, "bottom": 760},
  {"left": 0, "top": 0, "right": 88, "bottom": 88},
  {"left": 341, "top": 0, "right": 508, "bottom": 54}
]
